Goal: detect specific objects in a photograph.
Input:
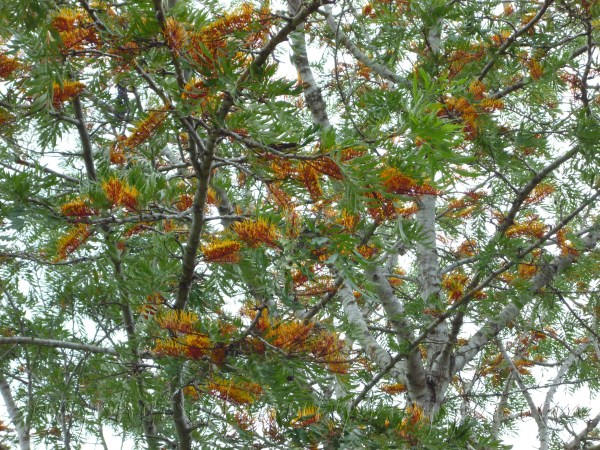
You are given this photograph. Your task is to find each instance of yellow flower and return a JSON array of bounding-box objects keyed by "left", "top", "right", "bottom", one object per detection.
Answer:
[
  {"left": 290, "top": 405, "right": 320, "bottom": 428},
  {"left": 52, "top": 81, "right": 85, "bottom": 108},
  {"left": 55, "top": 224, "right": 92, "bottom": 261},
  {"left": 232, "top": 218, "right": 278, "bottom": 248},
  {"left": 201, "top": 239, "right": 242, "bottom": 263}
]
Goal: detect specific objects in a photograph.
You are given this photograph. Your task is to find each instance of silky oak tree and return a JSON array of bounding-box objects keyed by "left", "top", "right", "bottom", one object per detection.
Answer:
[{"left": 0, "top": 0, "right": 599, "bottom": 448}]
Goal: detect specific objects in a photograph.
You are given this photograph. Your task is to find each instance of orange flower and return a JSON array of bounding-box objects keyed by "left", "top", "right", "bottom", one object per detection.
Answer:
[
  {"left": 312, "top": 157, "right": 343, "bottom": 180},
  {"left": 57, "top": 27, "right": 98, "bottom": 51},
  {"left": 491, "top": 30, "right": 511, "bottom": 46},
  {"left": 298, "top": 162, "right": 322, "bottom": 200},
  {"left": 381, "top": 167, "right": 439, "bottom": 196},
  {"left": 207, "top": 377, "right": 262, "bottom": 405},
  {"left": 309, "top": 331, "right": 349, "bottom": 374},
  {"left": 357, "top": 245, "right": 377, "bottom": 259},
  {"left": 0, "top": 54, "right": 20, "bottom": 78},
  {"left": 232, "top": 218, "right": 278, "bottom": 248},
  {"left": 181, "top": 333, "right": 213, "bottom": 359},
  {"left": 139, "top": 292, "right": 164, "bottom": 320},
  {"left": 183, "top": 385, "right": 199, "bottom": 400},
  {"left": 60, "top": 197, "right": 97, "bottom": 217},
  {"left": 456, "top": 239, "right": 477, "bottom": 256},
  {"left": 442, "top": 272, "right": 469, "bottom": 301},
  {"left": 156, "top": 310, "right": 199, "bottom": 334},
  {"left": 123, "top": 107, "right": 168, "bottom": 148},
  {"left": 55, "top": 224, "right": 92, "bottom": 261},
  {"left": 479, "top": 98, "right": 505, "bottom": 111},
  {"left": 518, "top": 263, "right": 537, "bottom": 279},
  {"left": 396, "top": 204, "right": 418, "bottom": 217},
  {"left": 175, "top": 193, "right": 194, "bottom": 211},
  {"left": 154, "top": 337, "right": 187, "bottom": 357},
  {"left": 109, "top": 144, "right": 126, "bottom": 165},
  {"left": 163, "top": 17, "right": 188, "bottom": 56},
  {"left": 290, "top": 405, "right": 320, "bottom": 428},
  {"left": 527, "top": 58, "right": 543, "bottom": 80},
  {"left": 51, "top": 8, "right": 84, "bottom": 32},
  {"left": 266, "top": 321, "right": 313, "bottom": 352},
  {"left": 337, "top": 210, "right": 359, "bottom": 231},
  {"left": 382, "top": 383, "right": 407, "bottom": 394},
  {"left": 52, "top": 81, "right": 85, "bottom": 108},
  {"left": 182, "top": 78, "right": 208, "bottom": 100},
  {"left": 525, "top": 183, "right": 554, "bottom": 204},
  {"left": 201, "top": 238, "right": 242, "bottom": 263},
  {"left": 267, "top": 183, "right": 293, "bottom": 210},
  {"left": 506, "top": 218, "right": 547, "bottom": 239},
  {"left": 469, "top": 80, "right": 486, "bottom": 100},
  {"left": 102, "top": 177, "right": 139, "bottom": 209}
]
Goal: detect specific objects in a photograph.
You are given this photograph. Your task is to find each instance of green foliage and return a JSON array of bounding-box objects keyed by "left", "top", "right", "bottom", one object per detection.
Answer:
[{"left": 1, "top": 0, "right": 599, "bottom": 449}]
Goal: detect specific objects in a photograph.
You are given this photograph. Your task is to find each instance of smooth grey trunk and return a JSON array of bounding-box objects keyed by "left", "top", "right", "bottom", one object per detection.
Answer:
[{"left": 0, "top": 374, "right": 31, "bottom": 450}]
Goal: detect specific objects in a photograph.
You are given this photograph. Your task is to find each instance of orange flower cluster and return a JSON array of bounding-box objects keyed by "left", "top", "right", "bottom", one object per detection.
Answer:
[
  {"left": 442, "top": 272, "right": 469, "bottom": 302},
  {"left": 156, "top": 310, "right": 199, "bottom": 334},
  {"left": 267, "top": 183, "right": 293, "bottom": 210},
  {"left": 381, "top": 167, "right": 439, "bottom": 196},
  {"left": 207, "top": 377, "right": 263, "bottom": 405},
  {"left": 398, "top": 403, "right": 425, "bottom": 442},
  {"left": 389, "top": 267, "right": 406, "bottom": 286},
  {"left": 518, "top": 263, "right": 537, "bottom": 279},
  {"left": 479, "top": 98, "right": 505, "bottom": 112},
  {"left": 175, "top": 193, "right": 194, "bottom": 211},
  {"left": 139, "top": 292, "right": 164, "bottom": 320},
  {"left": 52, "top": 8, "right": 97, "bottom": 51},
  {"left": 290, "top": 405, "right": 320, "bottom": 428},
  {"left": 60, "top": 197, "right": 97, "bottom": 217},
  {"left": 527, "top": 58, "right": 543, "bottom": 80},
  {"left": 153, "top": 310, "right": 219, "bottom": 360},
  {"left": 154, "top": 333, "right": 212, "bottom": 359},
  {"left": 447, "top": 45, "right": 485, "bottom": 79},
  {"left": 266, "top": 321, "right": 313, "bottom": 351},
  {"left": 341, "top": 147, "right": 366, "bottom": 161},
  {"left": 443, "top": 96, "right": 479, "bottom": 138},
  {"left": 0, "top": 53, "right": 20, "bottom": 78},
  {"left": 491, "top": 30, "right": 512, "bottom": 46},
  {"left": 456, "top": 239, "right": 477, "bottom": 257},
  {"left": 232, "top": 218, "right": 278, "bottom": 248},
  {"left": 556, "top": 228, "right": 578, "bottom": 257},
  {"left": 357, "top": 245, "right": 377, "bottom": 259},
  {"left": 109, "top": 143, "right": 126, "bottom": 165},
  {"left": 294, "top": 276, "right": 336, "bottom": 296},
  {"left": 163, "top": 17, "right": 188, "bottom": 56},
  {"left": 55, "top": 224, "right": 92, "bottom": 261},
  {"left": 201, "top": 238, "right": 242, "bottom": 263},
  {"left": 311, "top": 157, "right": 344, "bottom": 180},
  {"left": 102, "top": 177, "right": 139, "bottom": 209},
  {"left": 506, "top": 218, "right": 547, "bottom": 239},
  {"left": 365, "top": 191, "right": 396, "bottom": 221},
  {"left": 309, "top": 331, "right": 349, "bottom": 374},
  {"left": 183, "top": 385, "right": 200, "bottom": 400},
  {"left": 52, "top": 81, "right": 85, "bottom": 108},
  {"left": 181, "top": 77, "right": 208, "bottom": 100},
  {"left": 525, "top": 183, "right": 555, "bottom": 204},
  {"left": 123, "top": 107, "right": 168, "bottom": 148},
  {"left": 188, "top": 3, "right": 269, "bottom": 74},
  {"left": 468, "top": 80, "right": 486, "bottom": 100},
  {"left": 0, "top": 109, "right": 13, "bottom": 127},
  {"left": 337, "top": 210, "right": 359, "bottom": 232},
  {"left": 396, "top": 203, "right": 418, "bottom": 218},
  {"left": 298, "top": 162, "right": 322, "bottom": 200},
  {"left": 51, "top": 8, "right": 85, "bottom": 31},
  {"left": 381, "top": 383, "right": 407, "bottom": 394}
]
